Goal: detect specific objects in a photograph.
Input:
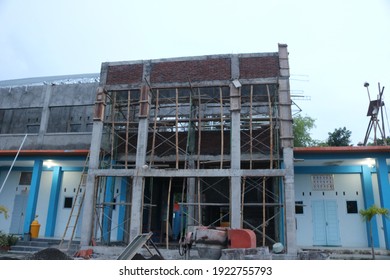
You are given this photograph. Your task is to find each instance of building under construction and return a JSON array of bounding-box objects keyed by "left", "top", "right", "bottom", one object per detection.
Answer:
[{"left": 80, "top": 44, "right": 296, "bottom": 255}]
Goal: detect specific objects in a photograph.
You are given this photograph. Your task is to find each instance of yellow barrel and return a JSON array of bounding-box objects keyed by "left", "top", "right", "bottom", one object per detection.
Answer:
[{"left": 30, "top": 219, "right": 41, "bottom": 238}]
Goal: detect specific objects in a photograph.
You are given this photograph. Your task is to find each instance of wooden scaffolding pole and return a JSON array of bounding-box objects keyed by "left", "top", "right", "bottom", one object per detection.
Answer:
[
  {"left": 125, "top": 90, "right": 131, "bottom": 168},
  {"left": 262, "top": 84, "right": 275, "bottom": 246},
  {"left": 197, "top": 178, "right": 202, "bottom": 225},
  {"left": 219, "top": 87, "right": 224, "bottom": 169},
  {"left": 197, "top": 88, "right": 202, "bottom": 169},
  {"left": 175, "top": 88, "right": 179, "bottom": 169},
  {"left": 241, "top": 176, "right": 246, "bottom": 228},
  {"left": 249, "top": 86, "right": 253, "bottom": 169},
  {"left": 166, "top": 177, "right": 172, "bottom": 249},
  {"left": 267, "top": 85, "right": 274, "bottom": 168},
  {"left": 150, "top": 89, "right": 159, "bottom": 166},
  {"left": 197, "top": 88, "right": 202, "bottom": 225},
  {"left": 110, "top": 92, "right": 116, "bottom": 167},
  {"left": 262, "top": 177, "right": 266, "bottom": 246}
]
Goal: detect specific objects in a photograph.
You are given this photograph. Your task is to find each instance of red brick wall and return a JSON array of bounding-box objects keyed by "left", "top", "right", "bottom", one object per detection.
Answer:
[
  {"left": 150, "top": 58, "right": 231, "bottom": 83},
  {"left": 239, "top": 56, "right": 279, "bottom": 79},
  {"left": 105, "top": 55, "right": 280, "bottom": 85},
  {"left": 106, "top": 64, "right": 143, "bottom": 85}
]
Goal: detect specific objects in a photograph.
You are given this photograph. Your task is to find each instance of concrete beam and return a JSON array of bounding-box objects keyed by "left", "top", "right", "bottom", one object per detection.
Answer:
[{"left": 90, "top": 168, "right": 286, "bottom": 178}]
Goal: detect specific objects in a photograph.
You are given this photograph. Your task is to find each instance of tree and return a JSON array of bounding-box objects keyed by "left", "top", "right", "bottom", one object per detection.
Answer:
[
  {"left": 293, "top": 114, "right": 317, "bottom": 147},
  {"left": 359, "top": 205, "right": 389, "bottom": 260},
  {"left": 367, "top": 137, "right": 390, "bottom": 146},
  {"left": 326, "top": 127, "right": 352, "bottom": 146}
]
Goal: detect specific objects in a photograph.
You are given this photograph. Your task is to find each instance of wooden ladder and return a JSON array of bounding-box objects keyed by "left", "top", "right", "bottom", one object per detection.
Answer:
[{"left": 58, "top": 152, "right": 90, "bottom": 251}]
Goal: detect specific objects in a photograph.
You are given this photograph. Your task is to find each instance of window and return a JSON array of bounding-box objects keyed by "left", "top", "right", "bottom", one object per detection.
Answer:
[
  {"left": 346, "top": 201, "right": 358, "bottom": 214},
  {"left": 311, "top": 174, "right": 334, "bottom": 191},
  {"left": 295, "top": 201, "right": 304, "bottom": 214},
  {"left": 64, "top": 197, "right": 73, "bottom": 208},
  {"left": 19, "top": 172, "right": 32, "bottom": 185}
]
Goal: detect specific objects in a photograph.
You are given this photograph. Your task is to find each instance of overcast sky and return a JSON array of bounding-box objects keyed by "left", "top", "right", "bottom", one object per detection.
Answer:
[{"left": 1, "top": 0, "right": 389, "bottom": 145}]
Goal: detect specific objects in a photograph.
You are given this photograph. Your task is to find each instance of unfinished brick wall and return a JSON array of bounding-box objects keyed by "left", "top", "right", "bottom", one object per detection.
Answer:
[
  {"left": 104, "top": 54, "right": 280, "bottom": 85},
  {"left": 106, "top": 64, "right": 143, "bottom": 85},
  {"left": 150, "top": 58, "right": 231, "bottom": 83},
  {"left": 239, "top": 56, "right": 279, "bottom": 78}
]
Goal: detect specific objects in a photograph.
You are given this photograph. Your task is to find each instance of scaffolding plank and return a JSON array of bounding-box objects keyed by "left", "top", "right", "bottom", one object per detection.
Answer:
[{"left": 117, "top": 232, "right": 153, "bottom": 260}]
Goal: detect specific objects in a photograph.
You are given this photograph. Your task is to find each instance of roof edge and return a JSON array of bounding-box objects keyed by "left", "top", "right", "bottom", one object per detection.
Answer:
[
  {"left": 294, "top": 146, "right": 390, "bottom": 153},
  {"left": 0, "top": 150, "right": 89, "bottom": 157}
]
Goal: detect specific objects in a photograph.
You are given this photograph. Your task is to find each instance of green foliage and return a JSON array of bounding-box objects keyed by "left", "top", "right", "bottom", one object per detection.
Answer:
[
  {"left": 359, "top": 205, "right": 389, "bottom": 222},
  {"left": 326, "top": 127, "right": 352, "bottom": 146},
  {"left": 367, "top": 137, "right": 390, "bottom": 146},
  {"left": 0, "top": 205, "right": 8, "bottom": 219},
  {"left": 293, "top": 114, "right": 317, "bottom": 147},
  {"left": 0, "top": 231, "right": 18, "bottom": 247},
  {"left": 359, "top": 205, "right": 389, "bottom": 259}
]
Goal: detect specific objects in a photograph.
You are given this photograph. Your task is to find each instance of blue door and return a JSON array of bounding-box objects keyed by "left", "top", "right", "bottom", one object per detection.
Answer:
[
  {"left": 312, "top": 200, "right": 341, "bottom": 246},
  {"left": 9, "top": 193, "right": 29, "bottom": 234}
]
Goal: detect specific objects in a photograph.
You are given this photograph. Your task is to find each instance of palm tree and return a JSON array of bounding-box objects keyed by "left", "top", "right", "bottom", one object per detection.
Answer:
[
  {"left": 359, "top": 205, "right": 389, "bottom": 260},
  {"left": 0, "top": 205, "right": 8, "bottom": 219}
]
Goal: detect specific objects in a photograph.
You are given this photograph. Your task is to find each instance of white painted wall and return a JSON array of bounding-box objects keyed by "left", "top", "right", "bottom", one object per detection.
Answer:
[
  {"left": 35, "top": 171, "right": 52, "bottom": 237},
  {"left": 54, "top": 171, "right": 83, "bottom": 238},
  {"left": 295, "top": 173, "right": 367, "bottom": 248}
]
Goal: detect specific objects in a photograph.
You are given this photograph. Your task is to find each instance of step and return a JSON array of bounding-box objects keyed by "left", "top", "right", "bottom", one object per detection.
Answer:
[{"left": 8, "top": 238, "right": 81, "bottom": 256}]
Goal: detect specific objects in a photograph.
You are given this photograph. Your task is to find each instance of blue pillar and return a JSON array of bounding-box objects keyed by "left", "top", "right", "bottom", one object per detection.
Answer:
[
  {"left": 117, "top": 177, "right": 128, "bottom": 241},
  {"left": 45, "top": 166, "right": 63, "bottom": 237},
  {"left": 361, "top": 165, "right": 379, "bottom": 247},
  {"left": 376, "top": 156, "right": 390, "bottom": 249},
  {"left": 23, "top": 160, "right": 43, "bottom": 238},
  {"left": 102, "top": 176, "right": 114, "bottom": 243}
]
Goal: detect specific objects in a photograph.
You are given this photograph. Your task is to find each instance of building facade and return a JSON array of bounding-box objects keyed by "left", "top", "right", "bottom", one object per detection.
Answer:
[
  {"left": 294, "top": 146, "right": 390, "bottom": 250},
  {"left": 3, "top": 45, "right": 389, "bottom": 255},
  {"left": 0, "top": 75, "right": 98, "bottom": 240}
]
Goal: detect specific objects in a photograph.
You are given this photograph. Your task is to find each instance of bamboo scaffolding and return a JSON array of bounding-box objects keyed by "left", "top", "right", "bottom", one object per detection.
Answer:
[
  {"left": 166, "top": 177, "right": 172, "bottom": 249},
  {"left": 96, "top": 84, "right": 284, "bottom": 245},
  {"left": 125, "top": 90, "right": 131, "bottom": 168},
  {"left": 110, "top": 92, "right": 116, "bottom": 167},
  {"left": 241, "top": 177, "right": 246, "bottom": 228},
  {"left": 249, "top": 86, "right": 253, "bottom": 169},
  {"left": 197, "top": 88, "right": 202, "bottom": 225},
  {"left": 175, "top": 89, "right": 179, "bottom": 169},
  {"left": 150, "top": 89, "right": 160, "bottom": 166},
  {"left": 219, "top": 87, "right": 224, "bottom": 169}
]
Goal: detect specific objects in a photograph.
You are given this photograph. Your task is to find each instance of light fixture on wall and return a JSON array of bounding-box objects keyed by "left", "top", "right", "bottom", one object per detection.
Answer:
[
  {"left": 365, "top": 158, "right": 375, "bottom": 168},
  {"left": 44, "top": 160, "right": 55, "bottom": 168}
]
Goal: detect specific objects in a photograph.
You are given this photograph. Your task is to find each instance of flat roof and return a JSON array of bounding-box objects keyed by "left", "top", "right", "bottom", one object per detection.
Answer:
[{"left": 0, "top": 73, "right": 99, "bottom": 88}]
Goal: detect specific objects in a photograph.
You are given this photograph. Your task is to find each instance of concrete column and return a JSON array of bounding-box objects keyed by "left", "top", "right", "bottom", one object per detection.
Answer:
[
  {"left": 23, "top": 159, "right": 43, "bottom": 239},
  {"left": 37, "top": 85, "right": 53, "bottom": 147},
  {"left": 129, "top": 118, "right": 148, "bottom": 241},
  {"left": 129, "top": 78, "right": 151, "bottom": 241},
  {"left": 229, "top": 54, "right": 241, "bottom": 229},
  {"left": 81, "top": 86, "right": 106, "bottom": 246},
  {"left": 283, "top": 147, "right": 297, "bottom": 256},
  {"left": 278, "top": 44, "right": 297, "bottom": 256},
  {"left": 361, "top": 165, "right": 380, "bottom": 247},
  {"left": 45, "top": 166, "right": 63, "bottom": 237},
  {"left": 376, "top": 156, "right": 390, "bottom": 249}
]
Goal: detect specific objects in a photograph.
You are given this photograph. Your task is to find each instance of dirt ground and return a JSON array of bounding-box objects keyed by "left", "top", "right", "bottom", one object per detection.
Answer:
[{"left": 0, "top": 248, "right": 73, "bottom": 260}]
